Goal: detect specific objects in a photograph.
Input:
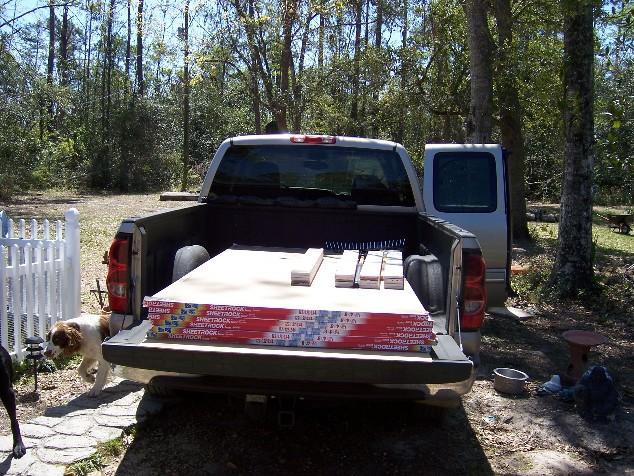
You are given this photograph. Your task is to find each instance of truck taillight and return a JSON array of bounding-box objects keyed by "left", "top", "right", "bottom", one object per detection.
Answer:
[
  {"left": 106, "top": 237, "right": 130, "bottom": 314},
  {"left": 461, "top": 252, "right": 487, "bottom": 331},
  {"left": 290, "top": 135, "right": 336, "bottom": 144}
]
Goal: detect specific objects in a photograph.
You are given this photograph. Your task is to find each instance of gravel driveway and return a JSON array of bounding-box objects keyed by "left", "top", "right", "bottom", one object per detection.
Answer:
[{"left": 1, "top": 192, "right": 632, "bottom": 475}]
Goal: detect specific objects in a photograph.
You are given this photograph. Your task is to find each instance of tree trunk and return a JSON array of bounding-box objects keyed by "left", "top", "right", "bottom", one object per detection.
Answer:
[
  {"left": 60, "top": 5, "right": 69, "bottom": 87},
  {"left": 552, "top": 0, "right": 595, "bottom": 296},
  {"left": 364, "top": 0, "right": 369, "bottom": 46},
  {"left": 136, "top": 0, "right": 145, "bottom": 97},
  {"left": 465, "top": 0, "right": 493, "bottom": 143},
  {"left": 350, "top": 0, "right": 362, "bottom": 134},
  {"left": 375, "top": 0, "right": 383, "bottom": 48},
  {"left": 248, "top": 0, "right": 261, "bottom": 133},
  {"left": 125, "top": 0, "right": 131, "bottom": 90},
  {"left": 181, "top": 0, "right": 190, "bottom": 192},
  {"left": 493, "top": 0, "right": 530, "bottom": 241},
  {"left": 318, "top": 12, "right": 324, "bottom": 69},
  {"left": 100, "top": 16, "right": 107, "bottom": 136},
  {"left": 336, "top": 11, "right": 343, "bottom": 62},
  {"left": 237, "top": 0, "right": 276, "bottom": 123},
  {"left": 279, "top": 0, "right": 297, "bottom": 131},
  {"left": 251, "top": 70, "right": 262, "bottom": 134},
  {"left": 396, "top": 0, "right": 408, "bottom": 144},
  {"left": 360, "top": 0, "right": 370, "bottom": 131},
  {"left": 57, "top": 4, "right": 69, "bottom": 126},
  {"left": 106, "top": 0, "right": 115, "bottom": 134},
  {"left": 156, "top": 6, "right": 168, "bottom": 95},
  {"left": 290, "top": 10, "right": 312, "bottom": 133},
  {"left": 85, "top": 2, "right": 93, "bottom": 111},
  {"left": 119, "top": 0, "right": 132, "bottom": 191},
  {"left": 46, "top": 0, "right": 55, "bottom": 122},
  {"left": 370, "top": 0, "right": 383, "bottom": 138}
]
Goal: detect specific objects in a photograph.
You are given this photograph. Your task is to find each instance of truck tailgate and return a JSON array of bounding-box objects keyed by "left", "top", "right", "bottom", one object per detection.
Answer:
[{"left": 103, "top": 320, "right": 472, "bottom": 384}]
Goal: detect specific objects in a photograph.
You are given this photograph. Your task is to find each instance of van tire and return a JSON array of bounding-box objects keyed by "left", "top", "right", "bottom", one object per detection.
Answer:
[{"left": 172, "top": 245, "right": 210, "bottom": 282}]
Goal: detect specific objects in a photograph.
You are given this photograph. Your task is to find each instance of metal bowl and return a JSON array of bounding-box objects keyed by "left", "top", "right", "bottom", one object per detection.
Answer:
[{"left": 493, "top": 368, "right": 529, "bottom": 395}]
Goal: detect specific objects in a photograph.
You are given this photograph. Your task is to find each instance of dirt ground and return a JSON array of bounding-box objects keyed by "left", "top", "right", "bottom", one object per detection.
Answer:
[
  {"left": 95, "top": 306, "right": 634, "bottom": 476},
  {"left": 1, "top": 192, "right": 633, "bottom": 475}
]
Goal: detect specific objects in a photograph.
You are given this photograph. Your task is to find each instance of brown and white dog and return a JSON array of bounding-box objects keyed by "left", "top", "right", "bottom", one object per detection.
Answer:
[{"left": 44, "top": 313, "right": 111, "bottom": 397}]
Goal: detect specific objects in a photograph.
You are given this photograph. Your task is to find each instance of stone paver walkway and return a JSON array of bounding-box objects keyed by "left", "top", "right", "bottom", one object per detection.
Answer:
[{"left": 0, "top": 378, "right": 166, "bottom": 476}]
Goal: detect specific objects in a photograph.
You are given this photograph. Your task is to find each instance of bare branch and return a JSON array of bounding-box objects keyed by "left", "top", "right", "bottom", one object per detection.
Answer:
[{"left": 0, "top": 2, "right": 74, "bottom": 29}]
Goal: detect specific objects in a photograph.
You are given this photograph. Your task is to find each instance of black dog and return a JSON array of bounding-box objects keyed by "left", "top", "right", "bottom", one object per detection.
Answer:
[{"left": 0, "top": 346, "right": 25, "bottom": 458}]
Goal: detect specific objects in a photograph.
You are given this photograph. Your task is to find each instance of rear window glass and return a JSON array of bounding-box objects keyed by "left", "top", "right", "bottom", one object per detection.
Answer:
[
  {"left": 433, "top": 152, "right": 497, "bottom": 213},
  {"left": 211, "top": 144, "right": 415, "bottom": 206}
]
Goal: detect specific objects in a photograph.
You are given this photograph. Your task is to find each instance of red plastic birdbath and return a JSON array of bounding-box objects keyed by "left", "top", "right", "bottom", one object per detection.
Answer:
[{"left": 562, "top": 330, "right": 607, "bottom": 385}]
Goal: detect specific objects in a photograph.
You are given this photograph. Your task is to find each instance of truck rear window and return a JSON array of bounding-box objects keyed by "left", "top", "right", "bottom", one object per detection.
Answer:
[
  {"left": 433, "top": 152, "right": 497, "bottom": 213},
  {"left": 210, "top": 145, "right": 415, "bottom": 206}
]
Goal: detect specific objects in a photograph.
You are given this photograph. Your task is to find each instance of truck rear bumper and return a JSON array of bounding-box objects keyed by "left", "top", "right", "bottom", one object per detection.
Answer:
[
  {"left": 103, "top": 321, "right": 474, "bottom": 400},
  {"left": 114, "top": 369, "right": 475, "bottom": 406}
]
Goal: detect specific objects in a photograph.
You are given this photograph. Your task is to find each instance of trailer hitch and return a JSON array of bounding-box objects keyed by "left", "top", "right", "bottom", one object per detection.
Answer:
[{"left": 276, "top": 397, "right": 297, "bottom": 429}]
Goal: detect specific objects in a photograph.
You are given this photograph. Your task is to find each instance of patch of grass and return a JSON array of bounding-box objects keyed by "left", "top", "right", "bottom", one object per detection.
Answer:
[
  {"left": 516, "top": 218, "right": 633, "bottom": 325},
  {"left": 529, "top": 222, "right": 558, "bottom": 243},
  {"left": 54, "top": 353, "right": 83, "bottom": 370},
  {"left": 13, "top": 354, "right": 82, "bottom": 385},
  {"left": 64, "top": 427, "right": 135, "bottom": 476},
  {"left": 64, "top": 451, "right": 104, "bottom": 476},
  {"left": 97, "top": 437, "right": 126, "bottom": 459}
]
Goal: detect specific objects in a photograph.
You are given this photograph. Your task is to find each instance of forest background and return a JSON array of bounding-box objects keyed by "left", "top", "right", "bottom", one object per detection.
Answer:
[{"left": 0, "top": 0, "right": 632, "bottom": 207}]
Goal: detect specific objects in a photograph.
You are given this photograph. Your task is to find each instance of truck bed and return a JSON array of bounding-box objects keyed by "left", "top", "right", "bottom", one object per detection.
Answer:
[
  {"left": 128, "top": 202, "right": 460, "bottom": 323},
  {"left": 104, "top": 246, "right": 472, "bottom": 388}
]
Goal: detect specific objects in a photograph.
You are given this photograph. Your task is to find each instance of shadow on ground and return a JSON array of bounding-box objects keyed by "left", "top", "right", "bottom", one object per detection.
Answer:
[{"left": 114, "top": 395, "right": 492, "bottom": 476}]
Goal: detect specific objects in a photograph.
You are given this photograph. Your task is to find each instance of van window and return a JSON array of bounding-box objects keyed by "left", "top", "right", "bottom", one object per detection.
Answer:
[
  {"left": 211, "top": 145, "right": 415, "bottom": 206},
  {"left": 433, "top": 152, "right": 497, "bottom": 213}
]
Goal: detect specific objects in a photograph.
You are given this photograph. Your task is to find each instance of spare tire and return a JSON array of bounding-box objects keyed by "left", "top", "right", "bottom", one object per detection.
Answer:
[
  {"left": 404, "top": 254, "right": 445, "bottom": 314},
  {"left": 172, "top": 245, "right": 210, "bottom": 282}
]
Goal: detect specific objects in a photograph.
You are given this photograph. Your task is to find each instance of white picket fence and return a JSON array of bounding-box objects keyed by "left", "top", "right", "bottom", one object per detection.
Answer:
[{"left": 0, "top": 209, "right": 81, "bottom": 361}]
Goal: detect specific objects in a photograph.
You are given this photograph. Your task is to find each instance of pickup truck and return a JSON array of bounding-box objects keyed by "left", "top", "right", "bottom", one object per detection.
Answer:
[{"left": 102, "top": 135, "right": 509, "bottom": 407}]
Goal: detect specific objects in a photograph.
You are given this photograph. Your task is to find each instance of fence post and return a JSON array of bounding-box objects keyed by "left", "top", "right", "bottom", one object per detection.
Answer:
[
  {"left": 10, "top": 243, "right": 21, "bottom": 360},
  {"left": 64, "top": 208, "right": 81, "bottom": 320},
  {"left": 0, "top": 210, "right": 8, "bottom": 238}
]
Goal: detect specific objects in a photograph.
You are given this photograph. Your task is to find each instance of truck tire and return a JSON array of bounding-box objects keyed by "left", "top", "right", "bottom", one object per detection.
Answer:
[
  {"left": 172, "top": 245, "right": 210, "bottom": 282},
  {"left": 404, "top": 254, "right": 445, "bottom": 314}
]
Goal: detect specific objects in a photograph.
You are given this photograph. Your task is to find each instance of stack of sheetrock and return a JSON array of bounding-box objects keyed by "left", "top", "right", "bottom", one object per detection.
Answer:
[
  {"left": 382, "top": 250, "right": 404, "bottom": 290},
  {"left": 334, "top": 250, "right": 360, "bottom": 288},
  {"left": 143, "top": 246, "right": 436, "bottom": 353},
  {"left": 144, "top": 298, "right": 436, "bottom": 352},
  {"left": 291, "top": 248, "right": 324, "bottom": 286},
  {"left": 359, "top": 251, "right": 383, "bottom": 289}
]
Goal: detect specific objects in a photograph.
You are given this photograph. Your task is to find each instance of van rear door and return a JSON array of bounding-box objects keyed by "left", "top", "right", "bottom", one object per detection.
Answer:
[{"left": 422, "top": 144, "right": 509, "bottom": 307}]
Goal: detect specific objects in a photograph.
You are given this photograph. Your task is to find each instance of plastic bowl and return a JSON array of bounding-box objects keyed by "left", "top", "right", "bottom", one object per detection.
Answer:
[{"left": 493, "top": 368, "right": 529, "bottom": 395}]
